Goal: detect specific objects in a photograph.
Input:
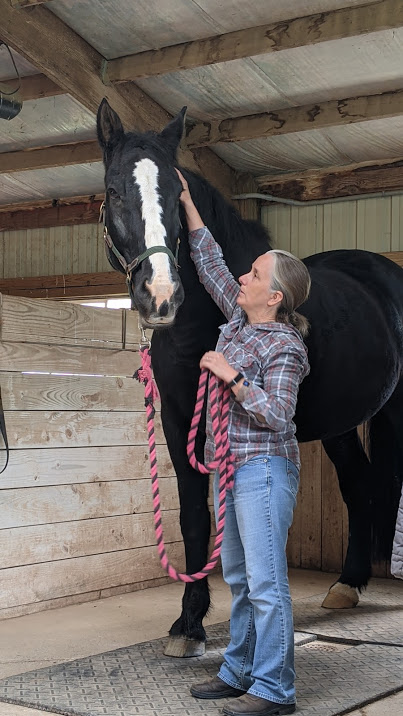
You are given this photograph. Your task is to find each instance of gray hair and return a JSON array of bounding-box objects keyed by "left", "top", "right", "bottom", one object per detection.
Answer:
[{"left": 267, "top": 249, "right": 311, "bottom": 337}]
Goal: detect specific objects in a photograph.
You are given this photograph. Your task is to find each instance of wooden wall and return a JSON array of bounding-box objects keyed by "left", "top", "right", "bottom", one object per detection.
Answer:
[
  {"left": 0, "top": 224, "right": 108, "bottom": 278},
  {"left": 261, "top": 194, "right": 403, "bottom": 258},
  {"left": 0, "top": 294, "right": 214, "bottom": 619}
]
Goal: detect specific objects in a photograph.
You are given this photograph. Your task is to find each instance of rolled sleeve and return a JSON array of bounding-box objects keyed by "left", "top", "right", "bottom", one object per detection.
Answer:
[
  {"left": 189, "top": 226, "right": 240, "bottom": 320},
  {"left": 235, "top": 348, "right": 305, "bottom": 431}
]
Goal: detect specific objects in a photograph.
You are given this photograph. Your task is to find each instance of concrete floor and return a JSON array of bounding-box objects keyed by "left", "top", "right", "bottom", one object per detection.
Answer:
[{"left": 0, "top": 569, "right": 401, "bottom": 716}]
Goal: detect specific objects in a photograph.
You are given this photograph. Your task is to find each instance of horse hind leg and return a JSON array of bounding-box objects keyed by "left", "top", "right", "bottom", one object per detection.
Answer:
[{"left": 321, "top": 428, "right": 372, "bottom": 609}]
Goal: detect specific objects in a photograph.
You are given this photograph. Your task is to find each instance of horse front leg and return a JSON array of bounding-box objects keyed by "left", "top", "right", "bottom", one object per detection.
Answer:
[
  {"left": 160, "top": 401, "right": 212, "bottom": 657},
  {"left": 321, "top": 429, "right": 372, "bottom": 609}
]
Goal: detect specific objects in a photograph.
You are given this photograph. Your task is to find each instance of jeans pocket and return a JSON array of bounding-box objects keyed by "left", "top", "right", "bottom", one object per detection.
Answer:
[{"left": 286, "top": 458, "right": 300, "bottom": 498}]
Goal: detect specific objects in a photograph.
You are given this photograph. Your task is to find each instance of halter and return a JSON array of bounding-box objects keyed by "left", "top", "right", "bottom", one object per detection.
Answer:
[{"left": 99, "top": 201, "right": 180, "bottom": 287}]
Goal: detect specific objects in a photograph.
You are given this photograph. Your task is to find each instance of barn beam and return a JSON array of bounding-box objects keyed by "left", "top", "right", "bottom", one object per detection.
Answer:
[
  {"left": 256, "top": 157, "right": 403, "bottom": 201},
  {"left": 0, "top": 271, "right": 126, "bottom": 299},
  {"left": 0, "top": 193, "right": 103, "bottom": 214},
  {"left": 0, "top": 140, "right": 100, "bottom": 174},
  {"left": 0, "top": 0, "right": 235, "bottom": 196},
  {"left": 104, "top": 0, "right": 402, "bottom": 82},
  {"left": 186, "top": 88, "right": 403, "bottom": 148},
  {"left": 0, "top": 200, "right": 102, "bottom": 232},
  {"left": 10, "top": 0, "right": 48, "bottom": 6},
  {"left": 2, "top": 73, "right": 64, "bottom": 101}
]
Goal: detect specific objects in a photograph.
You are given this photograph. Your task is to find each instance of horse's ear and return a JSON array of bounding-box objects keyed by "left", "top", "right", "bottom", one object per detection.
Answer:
[
  {"left": 159, "top": 106, "right": 187, "bottom": 157},
  {"left": 97, "top": 99, "right": 124, "bottom": 161}
]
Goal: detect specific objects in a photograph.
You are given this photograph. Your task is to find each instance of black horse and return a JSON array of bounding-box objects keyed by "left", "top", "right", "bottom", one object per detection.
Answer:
[{"left": 97, "top": 99, "right": 403, "bottom": 657}]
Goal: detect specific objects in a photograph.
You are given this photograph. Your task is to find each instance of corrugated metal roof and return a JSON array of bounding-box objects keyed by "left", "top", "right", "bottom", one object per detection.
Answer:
[
  {"left": 0, "top": 96, "right": 96, "bottom": 152},
  {"left": 214, "top": 116, "right": 403, "bottom": 174},
  {"left": 0, "top": 0, "right": 403, "bottom": 205},
  {"left": 49, "top": 0, "right": 379, "bottom": 58},
  {"left": 0, "top": 163, "right": 104, "bottom": 206},
  {"left": 0, "top": 46, "right": 37, "bottom": 81}
]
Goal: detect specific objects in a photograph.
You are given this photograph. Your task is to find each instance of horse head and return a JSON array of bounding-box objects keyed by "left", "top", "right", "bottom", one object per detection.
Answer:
[{"left": 97, "top": 99, "right": 186, "bottom": 328}]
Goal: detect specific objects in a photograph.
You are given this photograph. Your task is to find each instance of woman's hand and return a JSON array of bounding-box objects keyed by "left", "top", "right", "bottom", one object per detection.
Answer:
[
  {"left": 175, "top": 169, "right": 205, "bottom": 231},
  {"left": 176, "top": 169, "right": 193, "bottom": 208},
  {"left": 200, "top": 351, "right": 238, "bottom": 384}
]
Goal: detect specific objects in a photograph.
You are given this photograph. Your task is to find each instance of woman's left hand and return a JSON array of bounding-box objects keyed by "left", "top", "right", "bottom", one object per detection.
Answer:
[{"left": 200, "top": 351, "right": 238, "bottom": 384}]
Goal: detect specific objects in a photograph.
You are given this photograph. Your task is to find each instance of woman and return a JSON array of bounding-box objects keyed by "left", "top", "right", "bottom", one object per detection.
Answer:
[{"left": 177, "top": 170, "right": 310, "bottom": 716}]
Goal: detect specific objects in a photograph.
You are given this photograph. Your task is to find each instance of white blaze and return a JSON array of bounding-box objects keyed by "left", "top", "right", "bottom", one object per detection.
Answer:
[{"left": 133, "top": 158, "right": 175, "bottom": 310}]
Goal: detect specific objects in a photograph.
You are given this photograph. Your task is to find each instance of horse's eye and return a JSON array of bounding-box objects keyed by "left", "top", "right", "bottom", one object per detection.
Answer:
[{"left": 108, "top": 187, "right": 119, "bottom": 199}]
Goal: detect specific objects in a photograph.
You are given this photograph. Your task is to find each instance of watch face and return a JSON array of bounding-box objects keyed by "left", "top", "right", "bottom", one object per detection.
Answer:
[{"left": 243, "top": 380, "right": 250, "bottom": 387}]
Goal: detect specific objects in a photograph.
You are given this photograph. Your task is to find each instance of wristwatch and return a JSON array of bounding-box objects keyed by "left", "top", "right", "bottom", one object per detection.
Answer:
[{"left": 228, "top": 372, "right": 250, "bottom": 389}]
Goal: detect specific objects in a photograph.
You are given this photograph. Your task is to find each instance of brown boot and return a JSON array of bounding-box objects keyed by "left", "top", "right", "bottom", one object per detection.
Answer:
[
  {"left": 222, "top": 693, "right": 296, "bottom": 715},
  {"left": 190, "top": 675, "right": 246, "bottom": 700}
]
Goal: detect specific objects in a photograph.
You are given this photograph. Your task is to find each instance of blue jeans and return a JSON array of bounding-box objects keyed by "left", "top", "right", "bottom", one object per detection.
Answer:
[{"left": 214, "top": 455, "right": 299, "bottom": 705}]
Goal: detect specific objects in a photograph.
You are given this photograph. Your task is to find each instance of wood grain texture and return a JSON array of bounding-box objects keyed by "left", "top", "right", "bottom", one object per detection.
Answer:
[
  {"left": 0, "top": 541, "right": 186, "bottom": 609},
  {"left": 0, "top": 444, "right": 174, "bottom": 489},
  {"left": 106, "top": 0, "right": 403, "bottom": 81}
]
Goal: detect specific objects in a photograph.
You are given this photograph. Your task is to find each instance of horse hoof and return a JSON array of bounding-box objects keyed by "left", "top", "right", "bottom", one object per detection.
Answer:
[
  {"left": 164, "top": 636, "right": 206, "bottom": 658},
  {"left": 321, "top": 582, "right": 359, "bottom": 609}
]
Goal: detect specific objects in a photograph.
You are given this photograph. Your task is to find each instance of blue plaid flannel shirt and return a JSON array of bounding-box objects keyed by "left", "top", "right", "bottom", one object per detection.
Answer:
[{"left": 189, "top": 226, "right": 310, "bottom": 470}]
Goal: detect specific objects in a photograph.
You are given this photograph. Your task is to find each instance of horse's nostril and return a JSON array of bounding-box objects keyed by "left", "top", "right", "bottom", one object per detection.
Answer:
[{"left": 159, "top": 300, "right": 169, "bottom": 318}]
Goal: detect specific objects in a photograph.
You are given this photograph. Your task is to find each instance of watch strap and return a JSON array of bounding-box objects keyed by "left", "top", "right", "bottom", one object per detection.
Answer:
[{"left": 229, "top": 371, "right": 244, "bottom": 388}]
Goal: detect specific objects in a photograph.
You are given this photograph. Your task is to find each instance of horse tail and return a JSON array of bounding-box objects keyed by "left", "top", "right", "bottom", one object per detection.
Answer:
[{"left": 367, "top": 403, "right": 403, "bottom": 563}]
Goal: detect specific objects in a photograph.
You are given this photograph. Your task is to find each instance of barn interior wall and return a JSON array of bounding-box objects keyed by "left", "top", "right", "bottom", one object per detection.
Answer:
[
  {"left": 0, "top": 224, "right": 109, "bottom": 279},
  {"left": 1, "top": 194, "right": 403, "bottom": 280},
  {"left": 261, "top": 194, "right": 403, "bottom": 258}
]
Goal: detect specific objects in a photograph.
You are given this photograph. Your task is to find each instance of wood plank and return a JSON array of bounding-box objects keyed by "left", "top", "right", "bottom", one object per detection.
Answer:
[
  {"left": 298, "top": 442, "right": 322, "bottom": 569},
  {"left": 0, "top": 202, "right": 102, "bottom": 232},
  {"left": 0, "top": 542, "right": 186, "bottom": 609},
  {"left": 105, "top": 0, "right": 403, "bottom": 81},
  {"left": 0, "top": 341, "right": 140, "bottom": 376},
  {"left": 0, "top": 294, "right": 131, "bottom": 348},
  {"left": 1, "top": 73, "right": 63, "bottom": 101},
  {"left": 380, "top": 251, "right": 403, "bottom": 267},
  {"left": 257, "top": 158, "right": 403, "bottom": 202},
  {"left": 0, "top": 575, "right": 173, "bottom": 620},
  {"left": 0, "top": 511, "right": 182, "bottom": 568},
  {"left": 0, "top": 477, "right": 178, "bottom": 528},
  {"left": 0, "top": 194, "right": 104, "bottom": 214},
  {"left": 0, "top": 0, "right": 234, "bottom": 197},
  {"left": 0, "top": 140, "right": 101, "bottom": 174},
  {"left": 0, "top": 270, "right": 128, "bottom": 300},
  {"left": 186, "top": 89, "right": 403, "bottom": 148},
  {"left": 0, "top": 372, "right": 147, "bottom": 412},
  {"left": 11, "top": 0, "right": 49, "bottom": 6},
  {"left": 321, "top": 446, "right": 344, "bottom": 572},
  {"left": 2, "top": 410, "right": 164, "bottom": 449},
  {"left": 0, "top": 445, "right": 174, "bottom": 489}
]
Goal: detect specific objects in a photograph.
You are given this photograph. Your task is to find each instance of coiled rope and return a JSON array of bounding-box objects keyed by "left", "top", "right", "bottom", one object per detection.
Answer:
[{"left": 135, "top": 346, "right": 234, "bottom": 582}]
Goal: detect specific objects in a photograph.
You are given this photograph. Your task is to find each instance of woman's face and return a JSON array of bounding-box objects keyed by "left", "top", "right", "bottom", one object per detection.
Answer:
[{"left": 237, "top": 253, "right": 282, "bottom": 317}]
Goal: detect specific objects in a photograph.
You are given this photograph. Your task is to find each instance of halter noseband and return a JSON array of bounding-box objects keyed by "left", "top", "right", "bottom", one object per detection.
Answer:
[{"left": 99, "top": 201, "right": 180, "bottom": 286}]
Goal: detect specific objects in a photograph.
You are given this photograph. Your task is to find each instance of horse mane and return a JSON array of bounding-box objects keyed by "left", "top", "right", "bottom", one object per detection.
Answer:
[{"left": 178, "top": 167, "right": 273, "bottom": 278}]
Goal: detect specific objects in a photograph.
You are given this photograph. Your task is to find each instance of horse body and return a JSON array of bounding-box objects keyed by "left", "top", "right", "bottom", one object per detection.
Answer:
[{"left": 97, "top": 100, "right": 403, "bottom": 656}]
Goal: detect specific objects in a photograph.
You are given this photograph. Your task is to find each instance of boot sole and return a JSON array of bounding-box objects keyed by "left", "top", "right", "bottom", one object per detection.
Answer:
[
  {"left": 190, "top": 686, "right": 245, "bottom": 700},
  {"left": 223, "top": 703, "right": 296, "bottom": 715}
]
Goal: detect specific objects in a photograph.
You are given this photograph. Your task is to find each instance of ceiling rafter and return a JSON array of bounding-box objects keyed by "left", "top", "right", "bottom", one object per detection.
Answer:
[
  {"left": 0, "top": 140, "right": 100, "bottom": 174},
  {"left": 0, "top": 73, "right": 64, "bottom": 101},
  {"left": 186, "top": 88, "right": 403, "bottom": 148},
  {"left": 3, "top": 87, "right": 403, "bottom": 174},
  {"left": 256, "top": 157, "right": 403, "bottom": 201},
  {"left": 0, "top": 0, "right": 235, "bottom": 196},
  {"left": 104, "top": 0, "right": 403, "bottom": 82}
]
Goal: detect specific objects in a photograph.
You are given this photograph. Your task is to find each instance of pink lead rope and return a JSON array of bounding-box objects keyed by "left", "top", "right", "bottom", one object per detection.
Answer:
[{"left": 135, "top": 346, "right": 234, "bottom": 583}]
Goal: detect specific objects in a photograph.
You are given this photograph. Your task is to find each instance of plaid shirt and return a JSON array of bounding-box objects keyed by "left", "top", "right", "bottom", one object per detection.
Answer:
[{"left": 189, "top": 227, "right": 310, "bottom": 470}]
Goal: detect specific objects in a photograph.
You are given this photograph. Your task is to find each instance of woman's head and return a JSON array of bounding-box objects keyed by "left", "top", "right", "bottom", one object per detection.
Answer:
[
  {"left": 237, "top": 249, "right": 311, "bottom": 336},
  {"left": 267, "top": 249, "right": 311, "bottom": 336}
]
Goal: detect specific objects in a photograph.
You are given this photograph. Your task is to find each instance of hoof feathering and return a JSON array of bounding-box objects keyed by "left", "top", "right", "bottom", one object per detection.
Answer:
[
  {"left": 321, "top": 582, "right": 359, "bottom": 609},
  {"left": 164, "top": 636, "right": 206, "bottom": 658}
]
